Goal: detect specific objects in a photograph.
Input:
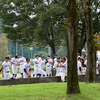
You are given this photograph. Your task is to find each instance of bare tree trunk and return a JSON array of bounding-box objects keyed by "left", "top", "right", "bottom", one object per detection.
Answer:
[
  {"left": 84, "top": 0, "right": 96, "bottom": 83},
  {"left": 51, "top": 44, "right": 55, "bottom": 58},
  {"left": 67, "top": 0, "right": 81, "bottom": 94}
]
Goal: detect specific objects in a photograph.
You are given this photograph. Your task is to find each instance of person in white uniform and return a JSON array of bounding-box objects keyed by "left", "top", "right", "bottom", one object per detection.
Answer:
[
  {"left": 77, "top": 57, "right": 82, "bottom": 75},
  {"left": 53, "top": 57, "right": 61, "bottom": 76},
  {"left": 2, "top": 57, "right": 11, "bottom": 80},
  {"left": 65, "top": 55, "right": 67, "bottom": 64},
  {"left": 18, "top": 54, "right": 26, "bottom": 78},
  {"left": 57, "top": 57, "right": 67, "bottom": 82},
  {"left": 11, "top": 55, "right": 18, "bottom": 79},
  {"left": 33, "top": 55, "right": 39, "bottom": 77},
  {"left": 96, "top": 57, "right": 99, "bottom": 74},
  {"left": 54, "top": 54, "right": 57, "bottom": 63},
  {"left": 38, "top": 54, "right": 42, "bottom": 63},
  {"left": 84, "top": 55, "right": 87, "bottom": 67},
  {"left": 37, "top": 56, "right": 46, "bottom": 77},
  {"left": 23, "top": 57, "right": 31, "bottom": 78},
  {"left": 46, "top": 55, "right": 53, "bottom": 76}
]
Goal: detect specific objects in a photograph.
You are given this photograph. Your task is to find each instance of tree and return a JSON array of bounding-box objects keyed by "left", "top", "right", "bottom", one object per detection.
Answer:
[
  {"left": 0, "top": 33, "right": 11, "bottom": 61},
  {"left": 0, "top": 0, "right": 67, "bottom": 57},
  {"left": 84, "top": 0, "right": 96, "bottom": 83},
  {"left": 35, "top": 3, "right": 67, "bottom": 56},
  {"left": 67, "top": 0, "right": 81, "bottom": 94}
]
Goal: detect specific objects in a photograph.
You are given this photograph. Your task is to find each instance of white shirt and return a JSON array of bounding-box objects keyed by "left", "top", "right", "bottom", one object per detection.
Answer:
[
  {"left": 84, "top": 59, "right": 87, "bottom": 66},
  {"left": 24, "top": 62, "right": 31, "bottom": 74},
  {"left": 53, "top": 61, "right": 60, "bottom": 72},
  {"left": 96, "top": 60, "right": 99, "bottom": 68},
  {"left": 46, "top": 58, "right": 53, "bottom": 67},
  {"left": 2, "top": 61, "right": 11, "bottom": 72},
  {"left": 60, "top": 62, "right": 67, "bottom": 73},
  {"left": 11, "top": 58, "right": 18, "bottom": 67},
  {"left": 39, "top": 59, "right": 46, "bottom": 69},
  {"left": 77, "top": 61, "right": 81, "bottom": 71},
  {"left": 34, "top": 58, "right": 39, "bottom": 67},
  {"left": 19, "top": 57, "right": 26, "bottom": 65},
  {"left": 66, "top": 59, "right": 67, "bottom": 64},
  {"left": 38, "top": 57, "right": 42, "bottom": 64},
  {"left": 54, "top": 58, "right": 57, "bottom": 63},
  {"left": 53, "top": 61, "right": 58, "bottom": 69}
]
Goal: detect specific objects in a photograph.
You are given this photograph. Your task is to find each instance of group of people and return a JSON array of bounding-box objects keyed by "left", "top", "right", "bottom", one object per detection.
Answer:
[
  {"left": 1, "top": 54, "right": 27, "bottom": 79},
  {"left": 0, "top": 53, "right": 100, "bottom": 82},
  {"left": 33, "top": 54, "right": 67, "bottom": 82},
  {"left": 77, "top": 53, "right": 100, "bottom": 75}
]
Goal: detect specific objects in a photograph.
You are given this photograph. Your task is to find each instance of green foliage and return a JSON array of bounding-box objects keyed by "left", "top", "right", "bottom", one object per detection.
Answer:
[
  {"left": 0, "top": 0, "right": 68, "bottom": 56},
  {"left": 0, "top": 33, "right": 12, "bottom": 61},
  {"left": 0, "top": 0, "right": 99, "bottom": 56}
]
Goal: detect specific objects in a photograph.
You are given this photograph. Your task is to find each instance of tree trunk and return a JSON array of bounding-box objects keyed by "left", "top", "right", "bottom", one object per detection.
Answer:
[
  {"left": 67, "top": 0, "right": 81, "bottom": 94},
  {"left": 51, "top": 44, "right": 55, "bottom": 59},
  {"left": 84, "top": 0, "right": 96, "bottom": 83}
]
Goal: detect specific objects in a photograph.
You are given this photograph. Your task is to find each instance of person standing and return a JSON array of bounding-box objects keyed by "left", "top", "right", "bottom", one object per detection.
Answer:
[
  {"left": 96, "top": 57, "right": 99, "bottom": 74},
  {"left": 53, "top": 57, "right": 61, "bottom": 76},
  {"left": 23, "top": 57, "right": 31, "bottom": 78},
  {"left": 11, "top": 55, "right": 18, "bottom": 79},
  {"left": 33, "top": 55, "right": 39, "bottom": 77},
  {"left": 54, "top": 54, "right": 57, "bottom": 63},
  {"left": 38, "top": 54, "right": 42, "bottom": 68},
  {"left": 2, "top": 57, "right": 11, "bottom": 80},
  {"left": 57, "top": 57, "right": 67, "bottom": 82},
  {"left": 83, "top": 55, "right": 87, "bottom": 67},
  {"left": 18, "top": 54, "right": 26, "bottom": 78},
  {"left": 46, "top": 55, "right": 53, "bottom": 76},
  {"left": 38, "top": 56, "right": 46, "bottom": 77},
  {"left": 77, "top": 57, "right": 82, "bottom": 75}
]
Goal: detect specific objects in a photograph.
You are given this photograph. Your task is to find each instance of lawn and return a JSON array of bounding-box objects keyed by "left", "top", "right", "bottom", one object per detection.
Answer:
[{"left": 0, "top": 82, "right": 100, "bottom": 100}]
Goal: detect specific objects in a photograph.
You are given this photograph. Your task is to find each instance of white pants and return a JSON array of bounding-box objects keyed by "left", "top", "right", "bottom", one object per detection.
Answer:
[
  {"left": 20, "top": 65, "right": 24, "bottom": 73},
  {"left": 4, "top": 72, "right": 11, "bottom": 80},
  {"left": 56, "top": 71, "right": 60, "bottom": 76},
  {"left": 38, "top": 67, "right": 46, "bottom": 76},
  {"left": 46, "top": 66, "right": 51, "bottom": 75},
  {"left": 12, "top": 65, "right": 17, "bottom": 74},
  {"left": 96, "top": 69, "right": 99, "bottom": 74},
  {"left": 33, "top": 66, "right": 38, "bottom": 75},
  {"left": 23, "top": 72, "right": 29, "bottom": 78},
  {"left": 58, "top": 72, "right": 66, "bottom": 82}
]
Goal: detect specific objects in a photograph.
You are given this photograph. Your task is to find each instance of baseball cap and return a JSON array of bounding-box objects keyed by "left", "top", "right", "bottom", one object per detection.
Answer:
[
  {"left": 15, "top": 55, "right": 18, "bottom": 58},
  {"left": 35, "top": 55, "right": 38, "bottom": 57},
  {"left": 62, "top": 57, "right": 66, "bottom": 60},
  {"left": 77, "top": 53, "right": 80, "bottom": 55},
  {"left": 48, "top": 55, "right": 50, "bottom": 57},
  {"left": 41, "top": 56, "right": 44, "bottom": 58},
  {"left": 5, "top": 57, "right": 9, "bottom": 59},
  {"left": 54, "top": 54, "right": 57, "bottom": 56},
  {"left": 77, "top": 57, "right": 80, "bottom": 59},
  {"left": 57, "top": 57, "right": 60, "bottom": 59}
]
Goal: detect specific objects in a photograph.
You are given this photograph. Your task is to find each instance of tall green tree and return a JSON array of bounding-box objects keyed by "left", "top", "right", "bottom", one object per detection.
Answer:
[
  {"left": 0, "top": 34, "right": 11, "bottom": 61},
  {"left": 0, "top": 0, "right": 68, "bottom": 56},
  {"left": 84, "top": 0, "right": 96, "bottom": 83},
  {"left": 67, "top": 0, "right": 81, "bottom": 94}
]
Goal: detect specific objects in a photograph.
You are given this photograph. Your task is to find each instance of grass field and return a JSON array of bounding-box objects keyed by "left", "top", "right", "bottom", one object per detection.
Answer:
[{"left": 0, "top": 82, "right": 100, "bottom": 100}]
